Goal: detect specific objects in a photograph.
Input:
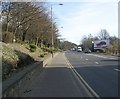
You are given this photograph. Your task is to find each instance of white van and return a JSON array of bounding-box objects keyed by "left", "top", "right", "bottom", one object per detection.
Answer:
[{"left": 77, "top": 47, "right": 82, "bottom": 52}]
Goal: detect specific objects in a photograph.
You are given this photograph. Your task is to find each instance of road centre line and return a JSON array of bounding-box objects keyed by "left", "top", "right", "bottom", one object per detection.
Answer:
[
  {"left": 63, "top": 53, "right": 99, "bottom": 97},
  {"left": 114, "top": 68, "right": 120, "bottom": 72},
  {"left": 86, "top": 54, "right": 116, "bottom": 59},
  {"left": 87, "top": 54, "right": 107, "bottom": 58},
  {"left": 95, "top": 62, "right": 99, "bottom": 64}
]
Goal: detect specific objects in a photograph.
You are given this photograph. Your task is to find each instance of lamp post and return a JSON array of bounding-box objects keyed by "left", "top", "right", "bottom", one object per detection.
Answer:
[
  {"left": 50, "top": 3, "right": 63, "bottom": 48},
  {"left": 92, "top": 41, "right": 94, "bottom": 52}
]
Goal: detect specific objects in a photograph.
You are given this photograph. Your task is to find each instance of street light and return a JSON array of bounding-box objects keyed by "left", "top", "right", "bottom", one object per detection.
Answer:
[
  {"left": 51, "top": 3, "right": 63, "bottom": 48},
  {"left": 92, "top": 41, "right": 94, "bottom": 52}
]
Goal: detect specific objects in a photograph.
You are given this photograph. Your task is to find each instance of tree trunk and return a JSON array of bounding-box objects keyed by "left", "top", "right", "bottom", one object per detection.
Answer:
[{"left": 22, "top": 32, "right": 26, "bottom": 41}]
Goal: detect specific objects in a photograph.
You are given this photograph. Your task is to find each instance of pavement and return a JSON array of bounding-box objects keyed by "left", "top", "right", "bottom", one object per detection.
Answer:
[{"left": 23, "top": 52, "right": 92, "bottom": 97}]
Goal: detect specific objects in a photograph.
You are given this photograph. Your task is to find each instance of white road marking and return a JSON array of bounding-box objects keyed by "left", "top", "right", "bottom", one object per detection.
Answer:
[
  {"left": 86, "top": 59, "right": 88, "bottom": 60},
  {"left": 81, "top": 57, "right": 83, "bottom": 58},
  {"left": 109, "top": 58, "right": 117, "bottom": 59},
  {"left": 114, "top": 69, "right": 120, "bottom": 72},
  {"left": 64, "top": 54, "right": 99, "bottom": 97},
  {"left": 86, "top": 54, "right": 117, "bottom": 59},
  {"left": 95, "top": 62, "right": 99, "bottom": 64}
]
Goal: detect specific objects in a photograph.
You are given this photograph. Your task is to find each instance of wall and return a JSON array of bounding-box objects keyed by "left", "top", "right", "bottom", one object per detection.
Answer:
[{"left": 2, "top": 52, "right": 59, "bottom": 97}]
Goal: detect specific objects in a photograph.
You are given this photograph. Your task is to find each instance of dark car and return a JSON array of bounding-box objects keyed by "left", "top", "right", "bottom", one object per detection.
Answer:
[{"left": 84, "top": 48, "right": 91, "bottom": 53}]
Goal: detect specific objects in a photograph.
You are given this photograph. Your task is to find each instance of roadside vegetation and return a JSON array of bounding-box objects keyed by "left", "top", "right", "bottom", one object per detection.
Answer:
[
  {"left": 1, "top": 42, "right": 62, "bottom": 81},
  {"left": 2, "top": 44, "right": 35, "bottom": 81},
  {"left": 1, "top": 2, "right": 65, "bottom": 81},
  {"left": 3, "top": 1, "right": 117, "bottom": 81},
  {"left": 81, "top": 29, "right": 120, "bottom": 55}
]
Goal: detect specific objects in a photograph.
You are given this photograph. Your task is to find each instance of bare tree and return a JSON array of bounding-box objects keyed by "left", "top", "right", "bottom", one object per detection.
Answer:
[
  {"left": 2, "top": 1, "right": 60, "bottom": 48},
  {"left": 98, "top": 29, "right": 110, "bottom": 40}
]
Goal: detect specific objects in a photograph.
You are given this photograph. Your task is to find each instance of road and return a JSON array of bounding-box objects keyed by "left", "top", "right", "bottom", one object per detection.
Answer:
[
  {"left": 65, "top": 51, "right": 119, "bottom": 97},
  {"left": 23, "top": 53, "right": 94, "bottom": 97}
]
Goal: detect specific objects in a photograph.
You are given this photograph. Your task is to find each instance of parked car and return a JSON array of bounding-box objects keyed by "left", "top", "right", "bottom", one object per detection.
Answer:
[{"left": 84, "top": 48, "right": 91, "bottom": 53}]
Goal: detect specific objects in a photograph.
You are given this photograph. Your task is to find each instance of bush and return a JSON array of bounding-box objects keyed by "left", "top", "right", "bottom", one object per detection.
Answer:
[
  {"left": 29, "top": 44, "right": 37, "bottom": 52},
  {"left": 2, "top": 61, "right": 12, "bottom": 80},
  {"left": 2, "top": 45, "right": 35, "bottom": 81},
  {"left": 44, "top": 52, "right": 48, "bottom": 55},
  {"left": 95, "top": 49, "right": 104, "bottom": 53},
  {"left": 14, "top": 50, "right": 34, "bottom": 67},
  {"left": 2, "top": 45, "right": 19, "bottom": 66},
  {"left": 2, "top": 32, "right": 14, "bottom": 43},
  {"left": 39, "top": 53, "right": 44, "bottom": 58}
]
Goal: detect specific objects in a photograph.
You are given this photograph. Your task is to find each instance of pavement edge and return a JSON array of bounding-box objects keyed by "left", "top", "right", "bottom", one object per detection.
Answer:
[{"left": 63, "top": 53, "right": 100, "bottom": 98}]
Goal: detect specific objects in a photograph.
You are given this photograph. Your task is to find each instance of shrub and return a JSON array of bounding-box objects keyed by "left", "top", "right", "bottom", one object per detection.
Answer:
[
  {"left": 29, "top": 44, "right": 37, "bottom": 52},
  {"left": 39, "top": 53, "right": 44, "bottom": 58},
  {"left": 2, "top": 45, "right": 35, "bottom": 81},
  {"left": 16, "top": 50, "right": 34, "bottom": 67},
  {"left": 44, "top": 52, "right": 48, "bottom": 55},
  {"left": 96, "top": 49, "right": 104, "bottom": 53},
  {"left": 2, "top": 61, "right": 12, "bottom": 80}
]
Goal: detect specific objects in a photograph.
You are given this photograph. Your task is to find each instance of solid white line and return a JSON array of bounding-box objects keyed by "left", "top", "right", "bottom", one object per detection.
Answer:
[{"left": 63, "top": 53, "right": 99, "bottom": 97}]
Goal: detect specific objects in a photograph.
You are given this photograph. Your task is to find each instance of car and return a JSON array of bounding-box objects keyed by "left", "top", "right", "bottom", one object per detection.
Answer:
[{"left": 84, "top": 48, "right": 91, "bottom": 53}]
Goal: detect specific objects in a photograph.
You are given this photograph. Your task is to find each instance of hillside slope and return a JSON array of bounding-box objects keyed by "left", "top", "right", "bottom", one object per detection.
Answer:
[
  {"left": 1, "top": 42, "right": 44, "bottom": 81},
  {"left": 2, "top": 42, "right": 43, "bottom": 61}
]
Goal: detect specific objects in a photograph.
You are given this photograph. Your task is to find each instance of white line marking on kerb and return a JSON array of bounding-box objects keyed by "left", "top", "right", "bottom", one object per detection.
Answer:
[{"left": 114, "top": 69, "right": 120, "bottom": 72}]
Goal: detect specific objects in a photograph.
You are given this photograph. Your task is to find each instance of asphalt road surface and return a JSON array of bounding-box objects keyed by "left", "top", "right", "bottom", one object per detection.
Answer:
[
  {"left": 23, "top": 53, "right": 94, "bottom": 97},
  {"left": 65, "top": 51, "right": 119, "bottom": 97}
]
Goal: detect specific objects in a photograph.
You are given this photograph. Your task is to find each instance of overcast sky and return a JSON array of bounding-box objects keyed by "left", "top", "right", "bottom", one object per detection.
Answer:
[{"left": 47, "top": 0, "right": 119, "bottom": 45}]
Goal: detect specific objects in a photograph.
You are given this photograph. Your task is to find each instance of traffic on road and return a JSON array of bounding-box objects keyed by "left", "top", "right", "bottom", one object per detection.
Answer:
[
  {"left": 22, "top": 51, "right": 119, "bottom": 97},
  {"left": 65, "top": 51, "right": 119, "bottom": 97}
]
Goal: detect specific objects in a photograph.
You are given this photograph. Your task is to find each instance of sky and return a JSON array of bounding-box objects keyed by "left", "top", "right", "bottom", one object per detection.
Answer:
[
  {"left": 46, "top": 0, "right": 119, "bottom": 45},
  {"left": 2, "top": 0, "right": 119, "bottom": 45}
]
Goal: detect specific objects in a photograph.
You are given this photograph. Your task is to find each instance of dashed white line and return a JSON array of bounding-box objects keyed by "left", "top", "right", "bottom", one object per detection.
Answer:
[
  {"left": 109, "top": 58, "right": 117, "bottom": 60},
  {"left": 86, "top": 59, "right": 88, "bottom": 60},
  {"left": 86, "top": 54, "right": 117, "bottom": 60},
  {"left": 114, "top": 69, "right": 120, "bottom": 72},
  {"left": 95, "top": 62, "right": 99, "bottom": 64},
  {"left": 64, "top": 54, "right": 99, "bottom": 97}
]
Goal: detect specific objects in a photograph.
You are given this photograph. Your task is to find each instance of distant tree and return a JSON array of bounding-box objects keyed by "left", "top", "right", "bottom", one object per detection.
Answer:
[
  {"left": 60, "top": 40, "right": 77, "bottom": 50},
  {"left": 98, "top": 29, "right": 110, "bottom": 40},
  {"left": 109, "top": 36, "right": 120, "bottom": 50},
  {"left": 81, "top": 34, "right": 94, "bottom": 50}
]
